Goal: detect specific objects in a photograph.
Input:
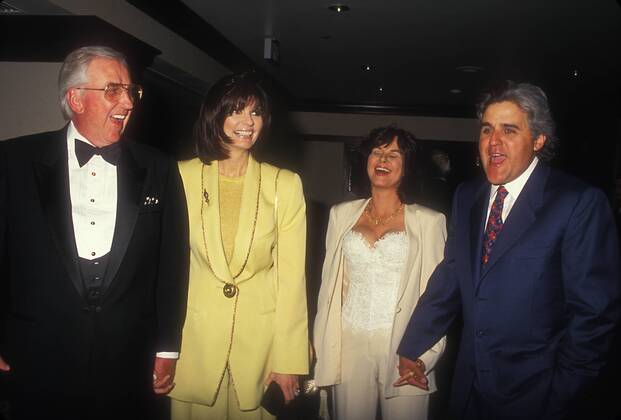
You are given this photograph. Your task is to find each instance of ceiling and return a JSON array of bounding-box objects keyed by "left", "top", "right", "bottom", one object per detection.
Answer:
[{"left": 170, "top": 0, "right": 621, "bottom": 117}]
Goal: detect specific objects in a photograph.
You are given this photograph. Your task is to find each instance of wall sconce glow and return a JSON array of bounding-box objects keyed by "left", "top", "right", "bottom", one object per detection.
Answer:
[{"left": 328, "top": 4, "right": 350, "bottom": 12}]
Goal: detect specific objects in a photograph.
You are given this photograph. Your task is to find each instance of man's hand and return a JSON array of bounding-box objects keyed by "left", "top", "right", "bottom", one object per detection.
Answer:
[
  {"left": 266, "top": 372, "right": 299, "bottom": 403},
  {"left": 153, "top": 357, "right": 176, "bottom": 395},
  {"left": 0, "top": 354, "right": 10, "bottom": 372},
  {"left": 393, "top": 356, "right": 428, "bottom": 390}
]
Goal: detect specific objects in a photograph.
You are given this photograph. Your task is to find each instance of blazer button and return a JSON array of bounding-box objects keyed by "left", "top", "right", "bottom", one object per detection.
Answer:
[
  {"left": 476, "top": 330, "right": 486, "bottom": 337},
  {"left": 95, "top": 306, "right": 102, "bottom": 313}
]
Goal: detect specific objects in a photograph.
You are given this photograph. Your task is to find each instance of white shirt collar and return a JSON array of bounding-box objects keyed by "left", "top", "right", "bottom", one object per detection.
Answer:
[
  {"left": 67, "top": 121, "right": 96, "bottom": 147},
  {"left": 490, "top": 156, "right": 539, "bottom": 200}
]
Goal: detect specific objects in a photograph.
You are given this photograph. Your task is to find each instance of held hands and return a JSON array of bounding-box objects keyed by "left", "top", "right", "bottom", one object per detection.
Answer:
[
  {"left": 153, "top": 357, "right": 176, "bottom": 394},
  {"left": 0, "top": 354, "right": 10, "bottom": 372},
  {"left": 266, "top": 372, "right": 299, "bottom": 403},
  {"left": 393, "top": 356, "right": 428, "bottom": 391}
]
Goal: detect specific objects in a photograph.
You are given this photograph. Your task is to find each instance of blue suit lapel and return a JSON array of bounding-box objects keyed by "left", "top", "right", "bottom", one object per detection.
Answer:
[
  {"left": 33, "top": 127, "right": 83, "bottom": 298},
  {"left": 480, "top": 163, "right": 548, "bottom": 279},
  {"left": 470, "top": 182, "right": 489, "bottom": 286},
  {"left": 102, "top": 144, "right": 146, "bottom": 295}
]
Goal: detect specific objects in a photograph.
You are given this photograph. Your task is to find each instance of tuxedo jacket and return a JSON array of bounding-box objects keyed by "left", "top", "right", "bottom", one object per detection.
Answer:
[
  {"left": 398, "top": 162, "right": 621, "bottom": 420},
  {"left": 313, "top": 199, "right": 446, "bottom": 397},
  {"left": 0, "top": 127, "right": 189, "bottom": 397},
  {"left": 170, "top": 157, "right": 309, "bottom": 410}
]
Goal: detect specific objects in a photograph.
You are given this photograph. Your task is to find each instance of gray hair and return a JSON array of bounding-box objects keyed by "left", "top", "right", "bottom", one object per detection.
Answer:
[
  {"left": 476, "top": 81, "right": 558, "bottom": 161},
  {"left": 58, "top": 46, "right": 129, "bottom": 120}
]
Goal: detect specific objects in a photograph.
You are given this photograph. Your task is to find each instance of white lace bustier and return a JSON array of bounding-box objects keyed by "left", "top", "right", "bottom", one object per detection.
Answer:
[{"left": 341, "top": 230, "right": 408, "bottom": 333}]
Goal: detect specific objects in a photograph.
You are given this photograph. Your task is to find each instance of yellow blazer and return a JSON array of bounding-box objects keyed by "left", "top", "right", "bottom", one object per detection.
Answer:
[
  {"left": 170, "top": 156, "right": 309, "bottom": 410},
  {"left": 313, "top": 199, "right": 447, "bottom": 397}
]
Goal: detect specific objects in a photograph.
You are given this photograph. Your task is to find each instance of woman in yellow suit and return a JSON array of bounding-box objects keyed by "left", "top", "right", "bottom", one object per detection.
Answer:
[{"left": 170, "top": 73, "right": 309, "bottom": 419}]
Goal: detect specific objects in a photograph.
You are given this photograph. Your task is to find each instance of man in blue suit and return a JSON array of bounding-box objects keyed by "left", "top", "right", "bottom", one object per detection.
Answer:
[{"left": 395, "top": 81, "right": 620, "bottom": 420}]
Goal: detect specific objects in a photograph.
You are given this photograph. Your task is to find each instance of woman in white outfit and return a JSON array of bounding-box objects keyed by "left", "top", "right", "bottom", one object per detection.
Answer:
[{"left": 313, "top": 126, "right": 447, "bottom": 420}]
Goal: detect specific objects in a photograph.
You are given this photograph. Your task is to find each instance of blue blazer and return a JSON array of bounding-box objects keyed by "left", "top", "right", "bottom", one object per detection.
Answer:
[{"left": 398, "top": 162, "right": 620, "bottom": 420}]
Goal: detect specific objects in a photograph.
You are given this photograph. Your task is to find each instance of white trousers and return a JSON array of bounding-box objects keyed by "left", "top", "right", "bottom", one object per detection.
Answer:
[{"left": 333, "top": 327, "right": 429, "bottom": 420}]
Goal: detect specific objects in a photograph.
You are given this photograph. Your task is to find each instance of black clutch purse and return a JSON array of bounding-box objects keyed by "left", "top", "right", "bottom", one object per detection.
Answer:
[
  {"left": 261, "top": 379, "right": 320, "bottom": 418},
  {"left": 261, "top": 381, "right": 286, "bottom": 416}
]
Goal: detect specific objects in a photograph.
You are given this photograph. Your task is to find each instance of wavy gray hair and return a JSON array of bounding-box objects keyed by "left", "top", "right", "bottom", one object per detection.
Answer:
[
  {"left": 58, "top": 46, "right": 129, "bottom": 120},
  {"left": 476, "top": 81, "right": 558, "bottom": 161}
]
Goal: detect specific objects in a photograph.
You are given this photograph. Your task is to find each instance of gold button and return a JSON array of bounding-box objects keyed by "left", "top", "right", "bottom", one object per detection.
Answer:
[{"left": 223, "top": 283, "right": 237, "bottom": 298}]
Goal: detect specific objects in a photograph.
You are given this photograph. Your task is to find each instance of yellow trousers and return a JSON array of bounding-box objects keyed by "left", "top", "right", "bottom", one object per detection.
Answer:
[{"left": 171, "top": 369, "right": 275, "bottom": 420}]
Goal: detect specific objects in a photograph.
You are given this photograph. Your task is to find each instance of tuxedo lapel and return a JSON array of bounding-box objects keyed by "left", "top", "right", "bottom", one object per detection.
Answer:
[
  {"left": 470, "top": 183, "right": 489, "bottom": 287},
  {"left": 480, "top": 163, "right": 548, "bottom": 279},
  {"left": 103, "top": 144, "right": 146, "bottom": 292},
  {"left": 33, "top": 129, "right": 83, "bottom": 297}
]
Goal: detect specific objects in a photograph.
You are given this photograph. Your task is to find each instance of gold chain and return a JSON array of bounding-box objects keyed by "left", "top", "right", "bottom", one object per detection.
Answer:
[
  {"left": 365, "top": 199, "right": 404, "bottom": 226},
  {"left": 200, "top": 163, "right": 261, "bottom": 281},
  {"left": 211, "top": 292, "right": 239, "bottom": 405},
  {"left": 199, "top": 162, "right": 261, "bottom": 404}
]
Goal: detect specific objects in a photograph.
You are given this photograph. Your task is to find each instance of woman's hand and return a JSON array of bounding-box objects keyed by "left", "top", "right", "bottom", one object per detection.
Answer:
[
  {"left": 266, "top": 372, "right": 299, "bottom": 403},
  {"left": 393, "top": 356, "right": 428, "bottom": 390}
]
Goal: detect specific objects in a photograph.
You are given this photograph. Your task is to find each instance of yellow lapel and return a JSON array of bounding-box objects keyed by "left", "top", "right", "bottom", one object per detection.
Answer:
[
  {"left": 228, "top": 156, "right": 261, "bottom": 279},
  {"left": 200, "top": 160, "right": 233, "bottom": 282}
]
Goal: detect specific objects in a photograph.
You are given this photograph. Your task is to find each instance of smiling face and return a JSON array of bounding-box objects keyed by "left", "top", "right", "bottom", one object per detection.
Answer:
[
  {"left": 68, "top": 57, "right": 133, "bottom": 147},
  {"left": 367, "top": 137, "right": 404, "bottom": 192},
  {"left": 479, "top": 101, "right": 546, "bottom": 185},
  {"left": 222, "top": 100, "right": 264, "bottom": 154}
]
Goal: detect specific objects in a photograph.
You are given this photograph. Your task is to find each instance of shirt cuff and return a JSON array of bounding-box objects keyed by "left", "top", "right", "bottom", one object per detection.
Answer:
[{"left": 155, "top": 351, "right": 179, "bottom": 359}]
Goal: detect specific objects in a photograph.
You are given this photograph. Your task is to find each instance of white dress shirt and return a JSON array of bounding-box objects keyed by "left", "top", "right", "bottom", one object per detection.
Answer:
[
  {"left": 66, "top": 123, "right": 177, "bottom": 359},
  {"left": 485, "top": 157, "right": 539, "bottom": 226},
  {"left": 67, "top": 123, "right": 117, "bottom": 260}
]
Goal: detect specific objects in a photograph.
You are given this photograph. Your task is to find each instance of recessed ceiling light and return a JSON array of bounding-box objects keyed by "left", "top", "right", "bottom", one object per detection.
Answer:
[
  {"left": 450, "top": 88, "right": 462, "bottom": 94},
  {"left": 456, "top": 65, "right": 484, "bottom": 73},
  {"left": 572, "top": 69, "right": 579, "bottom": 78},
  {"left": 362, "top": 65, "right": 373, "bottom": 71},
  {"left": 328, "top": 4, "right": 350, "bottom": 13},
  {"left": 378, "top": 86, "right": 384, "bottom": 93}
]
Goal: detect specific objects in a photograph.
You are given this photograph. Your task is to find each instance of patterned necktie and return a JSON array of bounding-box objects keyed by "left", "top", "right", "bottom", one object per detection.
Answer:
[{"left": 482, "top": 185, "right": 508, "bottom": 265}]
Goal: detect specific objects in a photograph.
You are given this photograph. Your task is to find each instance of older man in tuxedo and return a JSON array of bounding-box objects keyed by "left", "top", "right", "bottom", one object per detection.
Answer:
[
  {"left": 0, "top": 46, "right": 189, "bottom": 419},
  {"left": 395, "top": 81, "right": 620, "bottom": 420}
]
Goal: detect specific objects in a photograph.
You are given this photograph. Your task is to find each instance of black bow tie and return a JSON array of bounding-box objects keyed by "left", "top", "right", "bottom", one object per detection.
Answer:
[{"left": 75, "top": 139, "right": 121, "bottom": 167}]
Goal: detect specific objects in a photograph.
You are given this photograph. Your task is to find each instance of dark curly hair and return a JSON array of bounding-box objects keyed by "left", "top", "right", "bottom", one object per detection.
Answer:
[{"left": 359, "top": 125, "right": 417, "bottom": 203}]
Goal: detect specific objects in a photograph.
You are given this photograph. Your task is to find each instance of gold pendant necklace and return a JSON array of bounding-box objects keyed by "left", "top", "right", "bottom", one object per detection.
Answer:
[
  {"left": 365, "top": 200, "right": 404, "bottom": 226},
  {"left": 200, "top": 163, "right": 261, "bottom": 298}
]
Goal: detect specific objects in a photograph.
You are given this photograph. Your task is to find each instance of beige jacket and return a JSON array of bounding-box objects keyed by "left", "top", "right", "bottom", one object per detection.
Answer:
[
  {"left": 171, "top": 157, "right": 309, "bottom": 409},
  {"left": 313, "top": 199, "right": 447, "bottom": 397}
]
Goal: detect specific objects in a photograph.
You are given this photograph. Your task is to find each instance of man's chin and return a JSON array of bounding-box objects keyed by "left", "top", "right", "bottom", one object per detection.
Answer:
[{"left": 484, "top": 170, "right": 506, "bottom": 185}]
